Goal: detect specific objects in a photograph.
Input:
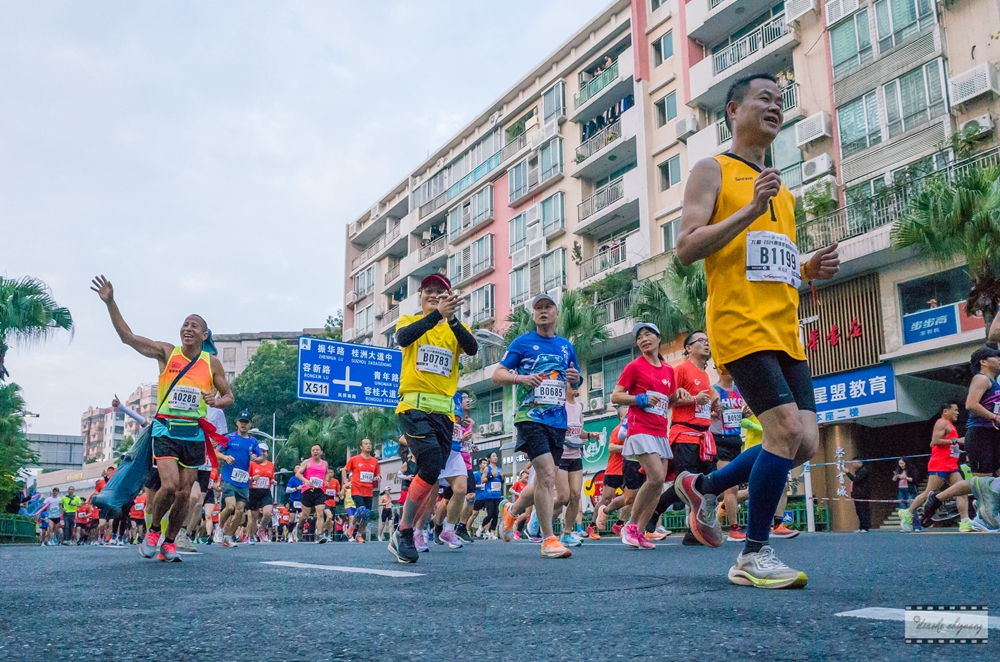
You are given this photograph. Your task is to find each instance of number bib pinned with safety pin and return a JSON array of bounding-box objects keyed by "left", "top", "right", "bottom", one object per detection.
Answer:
[{"left": 746, "top": 231, "right": 800, "bottom": 288}]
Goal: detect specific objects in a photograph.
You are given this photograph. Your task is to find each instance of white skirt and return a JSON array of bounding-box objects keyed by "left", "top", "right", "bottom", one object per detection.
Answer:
[
  {"left": 623, "top": 434, "right": 672, "bottom": 461},
  {"left": 438, "top": 450, "right": 467, "bottom": 485}
]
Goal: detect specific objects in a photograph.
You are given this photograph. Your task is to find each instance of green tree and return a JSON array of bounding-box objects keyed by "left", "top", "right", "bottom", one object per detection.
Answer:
[
  {"left": 501, "top": 307, "right": 535, "bottom": 346},
  {"left": 287, "top": 416, "right": 344, "bottom": 469},
  {"left": 0, "top": 276, "right": 74, "bottom": 380},
  {"left": 629, "top": 256, "right": 707, "bottom": 340},
  {"left": 0, "top": 383, "right": 36, "bottom": 510},
  {"left": 891, "top": 164, "right": 1000, "bottom": 329},
  {"left": 113, "top": 435, "right": 134, "bottom": 462},
  {"left": 557, "top": 290, "right": 611, "bottom": 370},
  {"left": 320, "top": 310, "right": 344, "bottom": 341},
  {"left": 230, "top": 340, "right": 324, "bottom": 437}
]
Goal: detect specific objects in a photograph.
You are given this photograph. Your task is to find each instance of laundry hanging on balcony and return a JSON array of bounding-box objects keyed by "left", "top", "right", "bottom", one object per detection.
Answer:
[{"left": 581, "top": 94, "right": 635, "bottom": 141}]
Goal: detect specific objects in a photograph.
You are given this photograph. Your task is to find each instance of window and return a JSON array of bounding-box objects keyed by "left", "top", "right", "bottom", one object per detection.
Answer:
[
  {"left": 510, "top": 212, "right": 527, "bottom": 252},
  {"left": 222, "top": 347, "right": 236, "bottom": 362},
  {"left": 542, "top": 248, "right": 566, "bottom": 291},
  {"left": 470, "top": 285, "right": 495, "bottom": 323},
  {"left": 354, "top": 265, "right": 375, "bottom": 296},
  {"left": 837, "top": 91, "right": 882, "bottom": 157},
  {"left": 510, "top": 266, "right": 529, "bottom": 306},
  {"left": 651, "top": 0, "right": 667, "bottom": 10},
  {"left": 830, "top": 10, "right": 872, "bottom": 77},
  {"left": 654, "top": 91, "right": 677, "bottom": 127},
  {"left": 471, "top": 185, "right": 493, "bottom": 225},
  {"left": 845, "top": 176, "right": 886, "bottom": 206},
  {"left": 246, "top": 346, "right": 258, "bottom": 360},
  {"left": 542, "top": 81, "right": 565, "bottom": 124},
  {"left": 652, "top": 31, "right": 673, "bottom": 66},
  {"left": 662, "top": 219, "right": 679, "bottom": 253},
  {"left": 356, "top": 305, "right": 374, "bottom": 334},
  {"left": 874, "top": 0, "right": 935, "bottom": 53},
  {"left": 658, "top": 155, "right": 682, "bottom": 191},
  {"left": 540, "top": 192, "right": 565, "bottom": 236},
  {"left": 539, "top": 138, "right": 563, "bottom": 181},
  {"left": 601, "top": 350, "right": 634, "bottom": 397},
  {"left": 471, "top": 235, "right": 494, "bottom": 274},
  {"left": 898, "top": 266, "right": 973, "bottom": 316},
  {"left": 508, "top": 159, "right": 528, "bottom": 203},
  {"left": 882, "top": 61, "right": 945, "bottom": 138}
]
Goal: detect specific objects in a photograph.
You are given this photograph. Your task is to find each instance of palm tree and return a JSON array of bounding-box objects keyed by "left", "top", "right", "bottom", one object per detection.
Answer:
[
  {"left": 629, "top": 256, "right": 707, "bottom": 340},
  {"left": 356, "top": 408, "right": 399, "bottom": 449},
  {"left": 891, "top": 164, "right": 1000, "bottom": 330},
  {"left": 501, "top": 306, "right": 535, "bottom": 346},
  {"left": 0, "top": 382, "right": 36, "bottom": 510},
  {"left": 0, "top": 276, "right": 74, "bottom": 380},
  {"left": 557, "top": 290, "right": 611, "bottom": 370},
  {"left": 287, "top": 417, "right": 343, "bottom": 468}
]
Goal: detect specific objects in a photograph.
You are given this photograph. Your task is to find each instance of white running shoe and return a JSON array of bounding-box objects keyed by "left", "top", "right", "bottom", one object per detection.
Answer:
[{"left": 728, "top": 546, "right": 808, "bottom": 589}]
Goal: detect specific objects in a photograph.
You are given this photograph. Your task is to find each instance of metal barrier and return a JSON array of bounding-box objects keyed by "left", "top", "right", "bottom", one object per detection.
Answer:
[{"left": 0, "top": 514, "right": 37, "bottom": 544}]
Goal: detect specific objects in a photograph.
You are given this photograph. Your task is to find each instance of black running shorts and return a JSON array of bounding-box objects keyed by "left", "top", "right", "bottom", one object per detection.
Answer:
[
  {"left": 300, "top": 488, "right": 325, "bottom": 509},
  {"left": 248, "top": 488, "right": 273, "bottom": 511},
  {"left": 400, "top": 409, "right": 453, "bottom": 474},
  {"left": 670, "top": 442, "right": 716, "bottom": 476},
  {"left": 965, "top": 426, "right": 1000, "bottom": 475},
  {"left": 197, "top": 469, "right": 211, "bottom": 493},
  {"left": 713, "top": 434, "right": 744, "bottom": 463},
  {"left": 622, "top": 460, "right": 645, "bottom": 490},
  {"left": 515, "top": 421, "right": 565, "bottom": 463},
  {"left": 603, "top": 474, "right": 624, "bottom": 490},
  {"left": 724, "top": 350, "right": 816, "bottom": 417},
  {"left": 152, "top": 436, "right": 205, "bottom": 470}
]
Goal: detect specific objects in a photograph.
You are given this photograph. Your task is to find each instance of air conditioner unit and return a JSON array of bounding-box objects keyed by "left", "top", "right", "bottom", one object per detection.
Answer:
[
  {"left": 803, "top": 174, "right": 838, "bottom": 202},
  {"left": 825, "top": 0, "right": 858, "bottom": 27},
  {"left": 489, "top": 111, "right": 502, "bottom": 125},
  {"left": 786, "top": 0, "right": 817, "bottom": 23},
  {"left": 675, "top": 114, "right": 698, "bottom": 143},
  {"left": 525, "top": 205, "right": 540, "bottom": 225},
  {"left": 795, "top": 111, "right": 832, "bottom": 147},
  {"left": 343, "top": 327, "right": 355, "bottom": 342},
  {"left": 801, "top": 153, "right": 833, "bottom": 182},
  {"left": 960, "top": 114, "right": 995, "bottom": 137},
  {"left": 589, "top": 397, "right": 605, "bottom": 412},
  {"left": 370, "top": 204, "right": 382, "bottom": 220},
  {"left": 527, "top": 238, "right": 546, "bottom": 260},
  {"left": 950, "top": 63, "right": 1000, "bottom": 106},
  {"left": 588, "top": 372, "right": 604, "bottom": 392},
  {"left": 490, "top": 401, "right": 503, "bottom": 416},
  {"left": 511, "top": 247, "right": 528, "bottom": 268},
  {"left": 375, "top": 308, "right": 384, "bottom": 320},
  {"left": 489, "top": 421, "right": 504, "bottom": 433},
  {"left": 525, "top": 115, "right": 539, "bottom": 131},
  {"left": 478, "top": 424, "right": 490, "bottom": 436},
  {"left": 526, "top": 222, "right": 542, "bottom": 243},
  {"left": 349, "top": 221, "right": 360, "bottom": 236},
  {"left": 346, "top": 291, "right": 357, "bottom": 306}
]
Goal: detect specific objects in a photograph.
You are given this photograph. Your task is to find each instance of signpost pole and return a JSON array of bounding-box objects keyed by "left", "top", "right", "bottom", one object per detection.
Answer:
[{"left": 803, "top": 462, "right": 816, "bottom": 533}]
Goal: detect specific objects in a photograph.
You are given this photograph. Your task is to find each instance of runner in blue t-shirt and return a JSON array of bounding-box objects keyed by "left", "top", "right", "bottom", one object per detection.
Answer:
[
  {"left": 493, "top": 293, "right": 581, "bottom": 558},
  {"left": 214, "top": 411, "right": 263, "bottom": 547}
]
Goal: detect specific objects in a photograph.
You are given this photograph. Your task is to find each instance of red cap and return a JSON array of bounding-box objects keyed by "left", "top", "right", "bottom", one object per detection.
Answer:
[{"left": 420, "top": 274, "right": 451, "bottom": 291}]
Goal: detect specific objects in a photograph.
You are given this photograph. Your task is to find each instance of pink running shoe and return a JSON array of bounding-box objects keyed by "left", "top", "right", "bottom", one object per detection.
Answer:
[{"left": 621, "top": 523, "right": 642, "bottom": 548}]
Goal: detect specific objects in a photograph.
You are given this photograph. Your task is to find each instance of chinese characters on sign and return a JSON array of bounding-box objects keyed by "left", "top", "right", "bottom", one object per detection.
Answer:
[
  {"left": 835, "top": 446, "right": 848, "bottom": 497},
  {"left": 812, "top": 363, "right": 896, "bottom": 424},
  {"left": 902, "top": 305, "right": 958, "bottom": 345},
  {"left": 297, "top": 337, "right": 403, "bottom": 409}
]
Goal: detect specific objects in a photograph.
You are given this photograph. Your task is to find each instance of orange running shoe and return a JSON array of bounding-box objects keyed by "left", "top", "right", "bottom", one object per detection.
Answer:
[
  {"left": 541, "top": 535, "right": 572, "bottom": 558},
  {"left": 771, "top": 523, "right": 800, "bottom": 539},
  {"left": 645, "top": 530, "right": 668, "bottom": 541},
  {"left": 499, "top": 501, "right": 517, "bottom": 542},
  {"left": 726, "top": 527, "right": 746, "bottom": 542},
  {"left": 587, "top": 525, "right": 601, "bottom": 541},
  {"left": 595, "top": 505, "right": 608, "bottom": 530}
]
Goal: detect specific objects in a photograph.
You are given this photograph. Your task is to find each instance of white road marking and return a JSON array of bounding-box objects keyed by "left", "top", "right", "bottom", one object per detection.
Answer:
[
  {"left": 177, "top": 551, "right": 204, "bottom": 555},
  {"left": 836, "top": 608, "right": 1000, "bottom": 630},
  {"left": 261, "top": 561, "right": 423, "bottom": 578}
]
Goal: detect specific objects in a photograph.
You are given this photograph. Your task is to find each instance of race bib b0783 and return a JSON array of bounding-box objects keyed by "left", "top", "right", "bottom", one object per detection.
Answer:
[{"left": 416, "top": 345, "right": 453, "bottom": 377}]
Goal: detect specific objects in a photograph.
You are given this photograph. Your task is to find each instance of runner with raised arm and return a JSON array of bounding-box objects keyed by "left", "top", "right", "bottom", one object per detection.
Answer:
[
  {"left": 91, "top": 275, "right": 233, "bottom": 562},
  {"left": 671, "top": 74, "right": 840, "bottom": 588}
]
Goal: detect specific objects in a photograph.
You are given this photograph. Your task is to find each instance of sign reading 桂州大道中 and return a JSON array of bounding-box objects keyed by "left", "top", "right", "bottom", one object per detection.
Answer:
[{"left": 297, "top": 337, "right": 402, "bottom": 409}]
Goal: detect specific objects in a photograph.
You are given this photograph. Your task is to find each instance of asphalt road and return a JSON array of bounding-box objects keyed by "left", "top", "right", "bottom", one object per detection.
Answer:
[{"left": 2, "top": 530, "right": 998, "bottom": 661}]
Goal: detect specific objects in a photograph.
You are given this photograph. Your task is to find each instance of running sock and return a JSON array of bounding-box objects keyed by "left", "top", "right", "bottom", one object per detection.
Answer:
[
  {"left": 150, "top": 522, "right": 161, "bottom": 534},
  {"left": 442, "top": 522, "right": 455, "bottom": 532},
  {"left": 773, "top": 515, "right": 782, "bottom": 529},
  {"left": 164, "top": 536, "right": 174, "bottom": 544},
  {"left": 646, "top": 486, "right": 679, "bottom": 533},
  {"left": 699, "top": 445, "right": 763, "bottom": 496},
  {"left": 744, "top": 539, "right": 764, "bottom": 554},
  {"left": 398, "top": 477, "right": 433, "bottom": 530},
  {"left": 744, "top": 449, "right": 793, "bottom": 553}
]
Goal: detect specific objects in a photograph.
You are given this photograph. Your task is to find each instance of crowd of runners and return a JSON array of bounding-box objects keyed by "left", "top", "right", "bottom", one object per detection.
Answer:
[{"left": 24, "top": 74, "right": 999, "bottom": 593}]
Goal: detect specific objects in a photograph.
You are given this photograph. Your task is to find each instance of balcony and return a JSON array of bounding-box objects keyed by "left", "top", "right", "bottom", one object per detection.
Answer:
[
  {"left": 575, "top": 167, "right": 642, "bottom": 238},
  {"left": 384, "top": 263, "right": 400, "bottom": 285},
  {"left": 687, "top": 0, "right": 790, "bottom": 47},
  {"left": 351, "top": 223, "right": 404, "bottom": 273},
  {"left": 689, "top": 14, "right": 798, "bottom": 110},
  {"left": 573, "top": 107, "right": 639, "bottom": 181},
  {"left": 579, "top": 233, "right": 640, "bottom": 283},
  {"left": 418, "top": 132, "right": 529, "bottom": 221},
  {"left": 570, "top": 48, "right": 635, "bottom": 124},
  {"left": 686, "top": 84, "right": 799, "bottom": 166},
  {"left": 508, "top": 150, "right": 564, "bottom": 207},
  {"left": 384, "top": 305, "right": 400, "bottom": 327},
  {"left": 418, "top": 235, "right": 446, "bottom": 262},
  {"left": 451, "top": 256, "right": 495, "bottom": 289}
]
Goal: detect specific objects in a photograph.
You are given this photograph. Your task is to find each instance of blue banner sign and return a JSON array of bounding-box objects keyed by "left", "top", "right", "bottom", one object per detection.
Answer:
[
  {"left": 296, "top": 336, "right": 402, "bottom": 409},
  {"left": 812, "top": 363, "right": 896, "bottom": 424},
  {"left": 902, "top": 305, "right": 957, "bottom": 345}
]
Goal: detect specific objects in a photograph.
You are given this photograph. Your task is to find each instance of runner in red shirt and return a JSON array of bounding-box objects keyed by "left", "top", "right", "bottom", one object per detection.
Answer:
[
  {"left": 277, "top": 506, "right": 292, "bottom": 542},
  {"left": 594, "top": 408, "right": 627, "bottom": 531},
  {"left": 342, "top": 440, "right": 380, "bottom": 542},
  {"left": 322, "top": 473, "right": 342, "bottom": 541},
  {"left": 247, "top": 446, "right": 277, "bottom": 543},
  {"left": 130, "top": 493, "right": 147, "bottom": 544}
]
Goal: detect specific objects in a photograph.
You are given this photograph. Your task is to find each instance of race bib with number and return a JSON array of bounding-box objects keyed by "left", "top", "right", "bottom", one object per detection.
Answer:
[
  {"left": 533, "top": 379, "right": 566, "bottom": 406},
  {"left": 723, "top": 409, "right": 742, "bottom": 428},
  {"left": 950, "top": 442, "right": 961, "bottom": 458},
  {"left": 643, "top": 391, "right": 669, "bottom": 418},
  {"left": 309, "top": 477, "right": 323, "bottom": 489},
  {"left": 230, "top": 468, "right": 250, "bottom": 484},
  {"left": 453, "top": 423, "right": 463, "bottom": 442},
  {"left": 253, "top": 477, "right": 270, "bottom": 489},
  {"left": 416, "top": 345, "right": 453, "bottom": 377},
  {"left": 360, "top": 471, "right": 375, "bottom": 483},
  {"left": 746, "top": 231, "right": 800, "bottom": 287},
  {"left": 489, "top": 482, "right": 502, "bottom": 492},
  {"left": 134, "top": 503, "right": 144, "bottom": 511},
  {"left": 695, "top": 403, "right": 712, "bottom": 420},
  {"left": 325, "top": 488, "right": 337, "bottom": 496},
  {"left": 168, "top": 385, "right": 201, "bottom": 412},
  {"left": 293, "top": 501, "right": 302, "bottom": 509},
  {"left": 565, "top": 425, "right": 584, "bottom": 447}
]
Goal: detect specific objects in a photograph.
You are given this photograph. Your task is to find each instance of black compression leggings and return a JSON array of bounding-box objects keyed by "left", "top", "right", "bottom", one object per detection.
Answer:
[
  {"left": 482, "top": 499, "right": 500, "bottom": 532},
  {"left": 114, "top": 501, "right": 133, "bottom": 537}
]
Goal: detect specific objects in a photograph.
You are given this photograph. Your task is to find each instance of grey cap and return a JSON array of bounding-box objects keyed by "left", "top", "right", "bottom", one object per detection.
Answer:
[
  {"left": 258, "top": 442, "right": 269, "bottom": 452},
  {"left": 530, "top": 293, "right": 558, "bottom": 309},
  {"left": 632, "top": 322, "right": 661, "bottom": 339}
]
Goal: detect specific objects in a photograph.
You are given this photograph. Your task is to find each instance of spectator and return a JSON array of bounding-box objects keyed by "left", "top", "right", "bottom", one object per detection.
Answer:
[
  {"left": 892, "top": 458, "right": 914, "bottom": 508},
  {"left": 847, "top": 461, "right": 872, "bottom": 533}
]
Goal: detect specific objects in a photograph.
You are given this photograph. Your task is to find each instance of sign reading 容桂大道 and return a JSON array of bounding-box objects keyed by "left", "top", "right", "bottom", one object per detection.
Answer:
[
  {"left": 812, "top": 362, "right": 896, "bottom": 424},
  {"left": 296, "top": 336, "right": 403, "bottom": 409}
]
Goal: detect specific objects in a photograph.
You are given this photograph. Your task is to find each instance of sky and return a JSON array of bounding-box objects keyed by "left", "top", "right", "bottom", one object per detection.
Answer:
[{"left": 0, "top": 0, "right": 611, "bottom": 435}]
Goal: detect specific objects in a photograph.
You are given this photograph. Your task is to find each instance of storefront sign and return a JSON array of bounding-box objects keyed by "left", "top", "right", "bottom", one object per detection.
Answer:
[
  {"left": 902, "top": 302, "right": 984, "bottom": 345},
  {"left": 813, "top": 363, "right": 896, "bottom": 424},
  {"left": 582, "top": 415, "right": 618, "bottom": 474}
]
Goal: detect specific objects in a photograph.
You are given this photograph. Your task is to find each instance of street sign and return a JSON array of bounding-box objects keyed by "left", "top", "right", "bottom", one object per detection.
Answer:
[{"left": 296, "top": 336, "right": 403, "bottom": 409}]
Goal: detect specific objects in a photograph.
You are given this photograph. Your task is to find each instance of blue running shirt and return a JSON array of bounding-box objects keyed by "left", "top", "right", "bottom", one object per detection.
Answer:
[{"left": 500, "top": 331, "right": 579, "bottom": 430}]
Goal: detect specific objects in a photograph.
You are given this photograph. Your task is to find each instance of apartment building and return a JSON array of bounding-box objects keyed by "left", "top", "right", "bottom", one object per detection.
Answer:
[
  {"left": 79, "top": 405, "right": 125, "bottom": 462},
  {"left": 343, "top": 0, "right": 1000, "bottom": 529},
  {"left": 123, "top": 382, "right": 157, "bottom": 438},
  {"left": 214, "top": 328, "right": 325, "bottom": 383}
]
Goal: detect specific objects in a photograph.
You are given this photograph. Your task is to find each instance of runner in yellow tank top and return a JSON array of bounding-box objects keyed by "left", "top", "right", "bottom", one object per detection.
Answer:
[
  {"left": 91, "top": 275, "right": 234, "bottom": 563},
  {"left": 671, "top": 75, "right": 840, "bottom": 590}
]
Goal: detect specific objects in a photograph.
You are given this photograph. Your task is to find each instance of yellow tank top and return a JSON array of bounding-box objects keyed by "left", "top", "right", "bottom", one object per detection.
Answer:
[
  {"left": 394, "top": 314, "right": 466, "bottom": 419},
  {"left": 156, "top": 347, "right": 213, "bottom": 420},
  {"left": 704, "top": 154, "right": 805, "bottom": 366}
]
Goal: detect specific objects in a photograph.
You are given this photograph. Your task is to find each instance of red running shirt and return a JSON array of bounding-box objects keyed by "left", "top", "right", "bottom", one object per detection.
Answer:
[
  {"left": 606, "top": 424, "right": 624, "bottom": 476},
  {"left": 927, "top": 419, "right": 959, "bottom": 473},
  {"left": 345, "top": 455, "right": 380, "bottom": 497},
  {"left": 617, "top": 357, "right": 675, "bottom": 437}
]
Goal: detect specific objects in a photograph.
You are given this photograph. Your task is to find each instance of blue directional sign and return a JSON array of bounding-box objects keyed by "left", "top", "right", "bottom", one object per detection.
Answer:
[{"left": 296, "top": 336, "right": 403, "bottom": 409}]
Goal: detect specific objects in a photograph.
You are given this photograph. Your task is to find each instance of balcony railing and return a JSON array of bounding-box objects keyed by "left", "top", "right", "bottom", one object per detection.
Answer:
[
  {"left": 716, "top": 119, "right": 732, "bottom": 144},
  {"left": 796, "top": 146, "right": 1000, "bottom": 253},
  {"left": 574, "top": 59, "right": 619, "bottom": 109},
  {"left": 384, "top": 305, "right": 400, "bottom": 326},
  {"left": 580, "top": 239, "right": 629, "bottom": 281},
  {"left": 451, "top": 256, "right": 495, "bottom": 286},
  {"left": 594, "top": 292, "right": 634, "bottom": 326},
  {"left": 384, "top": 263, "right": 400, "bottom": 284},
  {"left": 713, "top": 83, "right": 796, "bottom": 147},
  {"left": 712, "top": 15, "right": 788, "bottom": 76},
  {"left": 418, "top": 235, "right": 446, "bottom": 261},
  {"left": 578, "top": 176, "right": 624, "bottom": 221},
  {"left": 710, "top": 0, "right": 727, "bottom": 7},
  {"left": 419, "top": 132, "right": 529, "bottom": 220},
  {"left": 352, "top": 224, "right": 401, "bottom": 271},
  {"left": 575, "top": 118, "right": 622, "bottom": 163},
  {"left": 460, "top": 343, "right": 506, "bottom": 374},
  {"left": 781, "top": 163, "right": 803, "bottom": 190}
]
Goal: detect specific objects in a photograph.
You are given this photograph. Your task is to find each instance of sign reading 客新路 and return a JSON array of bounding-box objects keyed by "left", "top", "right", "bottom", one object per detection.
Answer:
[
  {"left": 296, "top": 336, "right": 402, "bottom": 409},
  {"left": 812, "top": 363, "right": 896, "bottom": 424}
]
